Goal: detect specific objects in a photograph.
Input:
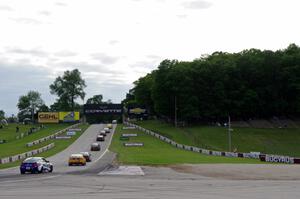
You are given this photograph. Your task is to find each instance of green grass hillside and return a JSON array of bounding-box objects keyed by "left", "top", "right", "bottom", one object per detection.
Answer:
[
  {"left": 109, "top": 124, "right": 260, "bottom": 165},
  {"left": 135, "top": 120, "right": 300, "bottom": 157},
  {"left": 0, "top": 123, "right": 70, "bottom": 158}
]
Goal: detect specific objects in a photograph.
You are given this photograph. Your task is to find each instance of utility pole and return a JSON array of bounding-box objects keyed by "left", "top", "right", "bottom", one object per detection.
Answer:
[
  {"left": 31, "top": 104, "right": 35, "bottom": 124},
  {"left": 228, "top": 115, "right": 232, "bottom": 152},
  {"left": 174, "top": 96, "right": 177, "bottom": 127}
]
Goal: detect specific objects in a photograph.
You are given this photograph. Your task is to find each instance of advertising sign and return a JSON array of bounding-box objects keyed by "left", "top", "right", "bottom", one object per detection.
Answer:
[
  {"left": 122, "top": 134, "right": 137, "bottom": 137},
  {"left": 66, "top": 131, "right": 76, "bottom": 136},
  {"left": 84, "top": 104, "right": 123, "bottom": 115},
  {"left": 265, "top": 155, "right": 294, "bottom": 164},
  {"left": 38, "top": 112, "right": 59, "bottom": 123},
  {"left": 120, "top": 136, "right": 130, "bottom": 141},
  {"left": 127, "top": 105, "right": 148, "bottom": 119},
  {"left": 59, "top": 112, "right": 80, "bottom": 122},
  {"left": 128, "top": 107, "right": 146, "bottom": 115},
  {"left": 68, "top": 128, "right": 82, "bottom": 131},
  {"left": 124, "top": 143, "right": 144, "bottom": 147},
  {"left": 55, "top": 136, "right": 71, "bottom": 139}
]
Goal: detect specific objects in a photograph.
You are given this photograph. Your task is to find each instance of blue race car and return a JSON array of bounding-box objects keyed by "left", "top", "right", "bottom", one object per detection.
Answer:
[{"left": 20, "top": 157, "right": 53, "bottom": 174}]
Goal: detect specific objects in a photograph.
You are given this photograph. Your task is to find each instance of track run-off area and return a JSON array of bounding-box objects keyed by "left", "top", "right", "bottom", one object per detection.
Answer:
[{"left": 1, "top": 124, "right": 300, "bottom": 199}]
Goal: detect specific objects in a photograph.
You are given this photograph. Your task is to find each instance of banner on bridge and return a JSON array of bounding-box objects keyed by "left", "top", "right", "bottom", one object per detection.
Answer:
[{"left": 83, "top": 104, "right": 123, "bottom": 115}]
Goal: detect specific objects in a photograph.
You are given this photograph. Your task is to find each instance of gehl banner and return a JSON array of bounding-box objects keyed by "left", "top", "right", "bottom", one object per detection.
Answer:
[
  {"left": 38, "top": 112, "right": 80, "bottom": 123},
  {"left": 38, "top": 112, "right": 59, "bottom": 123}
]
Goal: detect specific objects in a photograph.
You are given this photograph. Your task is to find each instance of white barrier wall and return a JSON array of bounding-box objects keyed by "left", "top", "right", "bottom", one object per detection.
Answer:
[
  {"left": 124, "top": 122, "right": 294, "bottom": 162},
  {"left": 26, "top": 123, "right": 80, "bottom": 147},
  {"left": 0, "top": 143, "right": 55, "bottom": 164}
]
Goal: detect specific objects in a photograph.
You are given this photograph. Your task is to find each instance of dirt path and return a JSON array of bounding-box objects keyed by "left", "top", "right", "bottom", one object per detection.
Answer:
[{"left": 169, "top": 164, "right": 300, "bottom": 180}]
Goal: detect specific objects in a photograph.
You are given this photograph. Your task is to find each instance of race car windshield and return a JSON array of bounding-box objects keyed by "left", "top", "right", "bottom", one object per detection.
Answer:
[{"left": 23, "top": 158, "right": 41, "bottom": 163}]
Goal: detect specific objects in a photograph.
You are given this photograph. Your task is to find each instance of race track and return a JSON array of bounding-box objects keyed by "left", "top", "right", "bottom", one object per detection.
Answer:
[
  {"left": 1, "top": 124, "right": 300, "bottom": 199},
  {"left": 0, "top": 123, "right": 116, "bottom": 179}
]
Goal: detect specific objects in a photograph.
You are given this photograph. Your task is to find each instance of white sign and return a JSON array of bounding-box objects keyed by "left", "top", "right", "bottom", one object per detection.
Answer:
[
  {"left": 122, "top": 134, "right": 137, "bottom": 137},
  {"left": 55, "top": 136, "right": 71, "bottom": 139},
  {"left": 67, "top": 131, "right": 76, "bottom": 136},
  {"left": 265, "top": 155, "right": 294, "bottom": 164},
  {"left": 124, "top": 143, "right": 144, "bottom": 147},
  {"left": 68, "top": 128, "right": 81, "bottom": 131},
  {"left": 123, "top": 126, "right": 136, "bottom": 130},
  {"left": 225, "top": 152, "right": 238, "bottom": 157}
]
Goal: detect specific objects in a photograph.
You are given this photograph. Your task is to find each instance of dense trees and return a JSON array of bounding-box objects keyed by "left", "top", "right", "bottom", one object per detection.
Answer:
[
  {"left": 86, "top": 94, "right": 113, "bottom": 104},
  {"left": 86, "top": 94, "right": 103, "bottom": 104},
  {"left": 125, "top": 44, "right": 300, "bottom": 123},
  {"left": 50, "top": 69, "right": 86, "bottom": 111}
]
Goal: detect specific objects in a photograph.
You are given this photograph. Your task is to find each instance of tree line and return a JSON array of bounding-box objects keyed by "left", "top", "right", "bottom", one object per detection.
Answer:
[
  {"left": 123, "top": 44, "right": 300, "bottom": 123},
  {"left": 16, "top": 69, "right": 111, "bottom": 122}
]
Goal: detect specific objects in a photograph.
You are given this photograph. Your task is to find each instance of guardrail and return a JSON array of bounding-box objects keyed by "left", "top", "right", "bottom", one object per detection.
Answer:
[
  {"left": 0, "top": 143, "right": 55, "bottom": 164},
  {"left": 26, "top": 123, "right": 80, "bottom": 147},
  {"left": 124, "top": 122, "right": 300, "bottom": 164}
]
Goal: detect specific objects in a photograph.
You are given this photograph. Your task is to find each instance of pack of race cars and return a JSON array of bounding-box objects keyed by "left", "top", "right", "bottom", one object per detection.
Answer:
[{"left": 20, "top": 123, "right": 114, "bottom": 174}]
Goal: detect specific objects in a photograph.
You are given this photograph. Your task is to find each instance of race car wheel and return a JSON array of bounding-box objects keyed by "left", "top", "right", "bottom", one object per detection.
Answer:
[
  {"left": 49, "top": 166, "right": 53, "bottom": 173},
  {"left": 38, "top": 167, "right": 43, "bottom": 173}
]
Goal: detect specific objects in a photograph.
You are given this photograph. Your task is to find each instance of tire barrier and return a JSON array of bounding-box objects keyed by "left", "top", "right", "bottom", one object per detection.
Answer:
[
  {"left": 26, "top": 123, "right": 80, "bottom": 147},
  {"left": 124, "top": 122, "right": 300, "bottom": 164},
  {"left": 0, "top": 143, "right": 55, "bottom": 164}
]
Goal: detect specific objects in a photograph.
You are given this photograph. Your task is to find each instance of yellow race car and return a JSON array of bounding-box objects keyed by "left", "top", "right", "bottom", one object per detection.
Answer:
[
  {"left": 107, "top": 123, "right": 113, "bottom": 129},
  {"left": 68, "top": 154, "right": 86, "bottom": 166}
]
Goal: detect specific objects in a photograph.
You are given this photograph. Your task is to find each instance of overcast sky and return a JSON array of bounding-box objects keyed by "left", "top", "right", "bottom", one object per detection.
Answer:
[{"left": 0, "top": 0, "right": 299, "bottom": 116}]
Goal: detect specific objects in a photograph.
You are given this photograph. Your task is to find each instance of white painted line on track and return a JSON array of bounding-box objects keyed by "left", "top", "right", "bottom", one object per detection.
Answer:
[
  {"left": 98, "top": 166, "right": 145, "bottom": 176},
  {"left": 0, "top": 174, "right": 61, "bottom": 184},
  {"left": 0, "top": 166, "right": 18, "bottom": 172},
  {"left": 94, "top": 149, "right": 108, "bottom": 163},
  {"left": 93, "top": 125, "right": 115, "bottom": 163}
]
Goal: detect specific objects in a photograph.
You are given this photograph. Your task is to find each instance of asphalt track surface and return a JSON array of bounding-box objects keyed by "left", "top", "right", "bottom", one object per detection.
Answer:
[
  {"left": 0, "top": 124, "right": 116, "bottom": 179},
  {"left": 1, "top": 124, "right": 300, "bottom": 199}
]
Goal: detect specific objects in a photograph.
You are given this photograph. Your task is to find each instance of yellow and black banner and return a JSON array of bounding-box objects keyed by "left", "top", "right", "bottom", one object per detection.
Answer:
[{"left": 59, "top": 112, "right": 80, "bottom": 122}]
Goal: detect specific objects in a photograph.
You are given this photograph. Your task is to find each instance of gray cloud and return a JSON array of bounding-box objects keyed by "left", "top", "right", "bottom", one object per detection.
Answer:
[
  {"left": 177, "top": 14, "right": 188, "bottom": 19},
  {"left": 38, "top": 10, "right": 52, "bottom": 16},
  {"left": 10, "top": 17, "right": 44, "bottom": 25},
  {"left": 90, "top": 53, "right": 120, "bottom": 64},
  {"left": 0, "top": 58, "right": 129, "bottom": 115},
  {"left": 55, "top": 2, "right": 67, "bottom": 7},
  {"left": 109, "top": 40, "right": 120, "bottom": 45},
  {"left": 147, "top": 55, "right": 162, "bottom": 60},
  {"left": 53, "top": 50, "right": 77, "bottom": 57},
  {"left": 0, "top": 5, "right": 13, "bottom": 11},
  {"left": 0, "top": 60, "right": 55, "bottom": 115},
  {"left": 182, "top": 0, "right": 212, "bottom": 9},
  {"left": 52, "top": 61, "right": 110, "bottom": 73},
  {"left": 130, "top": 60, "right": 158, "bottom": 71},
  {"left": 85, "top": 81, "right": 131, "bottom": 104},
  {"left": 6, "top": 47, "right": 48, "bottom": 57}
]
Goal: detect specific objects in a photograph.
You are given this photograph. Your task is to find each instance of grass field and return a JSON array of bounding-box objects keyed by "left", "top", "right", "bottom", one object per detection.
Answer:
[
  {"left": 109, "top": 124, "right": 260, "bottom": 165},
  {"left": 136, "top": 120, "right": 300, "bottom": 157},
  {"left": 0, "top": 123, "right": 89, "bottom": 169}
]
